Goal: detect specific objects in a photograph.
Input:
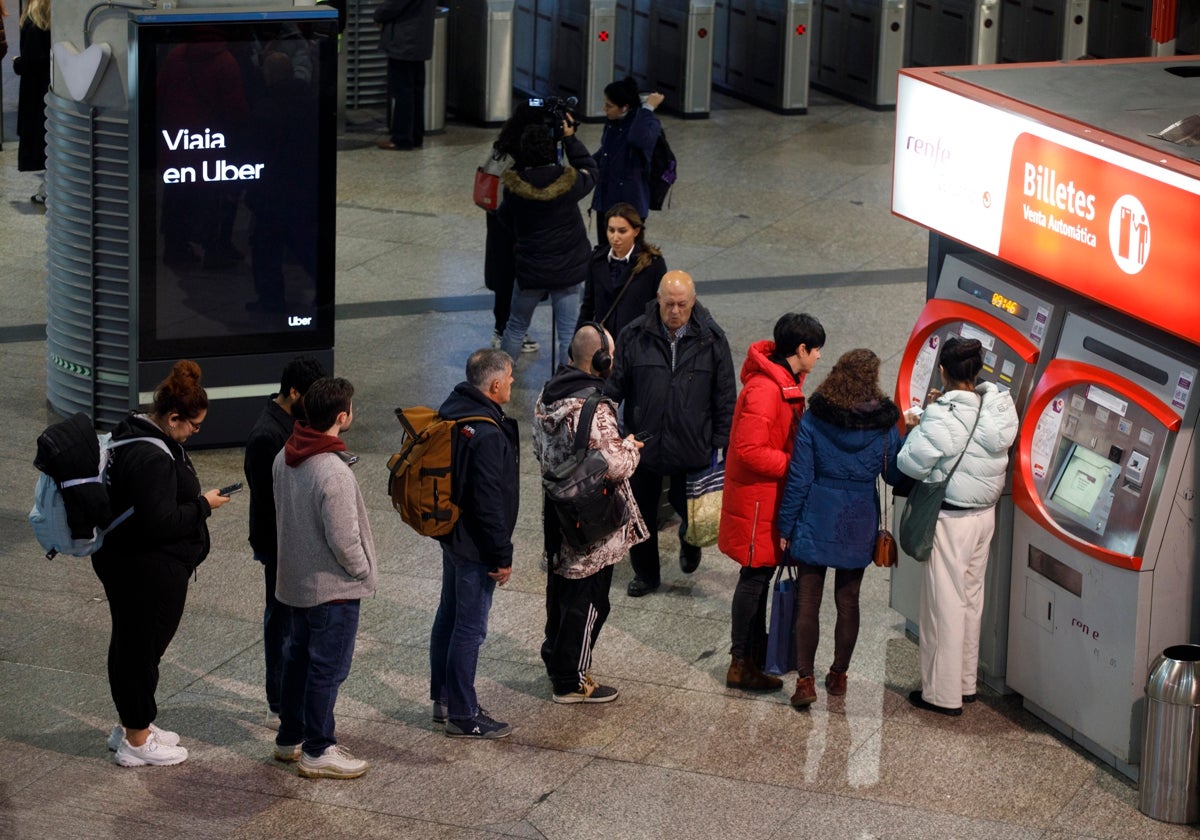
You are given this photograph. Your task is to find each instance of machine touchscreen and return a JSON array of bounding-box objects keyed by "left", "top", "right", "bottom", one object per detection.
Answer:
[{"left": 1045, "top": 443, "right": 1117, "bottom": 530}]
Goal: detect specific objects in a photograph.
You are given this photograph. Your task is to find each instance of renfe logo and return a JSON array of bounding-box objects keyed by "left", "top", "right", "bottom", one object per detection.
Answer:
[
  {"left": 904, "top": 134, "right": 951, "bottom": 166},
  {"left": 1108, "top": 195, "right": 1150, "bottom": 275}
]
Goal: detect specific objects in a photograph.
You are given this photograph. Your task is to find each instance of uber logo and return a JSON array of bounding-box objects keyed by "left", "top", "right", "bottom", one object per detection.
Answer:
[{"left": 288, "top": 316, "right": 313, "bottom": 327}]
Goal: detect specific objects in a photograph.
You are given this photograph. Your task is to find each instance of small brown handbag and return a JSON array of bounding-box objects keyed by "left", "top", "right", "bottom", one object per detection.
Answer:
[{"left": 874, "top": 443, "right": 898, "bottom": 568}]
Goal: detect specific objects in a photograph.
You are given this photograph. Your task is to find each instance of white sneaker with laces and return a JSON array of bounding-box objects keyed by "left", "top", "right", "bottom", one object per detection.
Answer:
[
  {"left": 114, "top": 731, "right": 188, "bottom": 767},
  {"left": 108, "top": 723, "right": 180, "bottom": 752},
  {"left": 490, "top": 331, "right": 502, "bottom": 349},
  {"left": 521, "top": 336, "right": 539, "bottom": 353},
  {"left": 297, "top": 744, "right": 369, "bottom": 779}
]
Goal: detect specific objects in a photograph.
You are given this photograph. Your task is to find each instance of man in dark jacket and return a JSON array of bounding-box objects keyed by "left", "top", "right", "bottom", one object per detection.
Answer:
[
  {"left": 496, "top": 120, "right": 598, "bottom": 366},
  {"left": 243, "top": 355, "right": 327, "bottom": 717},
  {"left": 374, "top": 0, "right": 435, "bottom": 150},
  {"left": 430, "top": 348, "right": 521, "bottom": 739},
  {"left": 608, "top": 271, "right": 737, "bottom": 596}
]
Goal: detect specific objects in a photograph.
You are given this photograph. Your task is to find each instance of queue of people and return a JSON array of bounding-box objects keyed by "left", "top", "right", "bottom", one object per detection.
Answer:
[{"left": 83, "top": 80, "right": 1017, "bottom": 780}]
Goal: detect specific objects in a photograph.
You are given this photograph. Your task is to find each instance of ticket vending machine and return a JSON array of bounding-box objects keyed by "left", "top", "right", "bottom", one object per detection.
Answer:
[
  {"left": 1007, "top": 310, "right": 1198, "bottom": 774},
  {"left": 889, "top": 252, "right": 1080, "bottom": 689}
]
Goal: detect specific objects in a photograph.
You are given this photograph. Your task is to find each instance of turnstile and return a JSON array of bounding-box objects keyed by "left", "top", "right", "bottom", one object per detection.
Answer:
[
  {"left": 1087, "top": 0, "right": 1154, "bottom": 58},
  {"left": 907, "top": 0, "right": 999, "bottom": 67},
  {"left": 647, "top": 0, "right": 714, "bottom": 117},
  {"left": 448, "top": 0, "right": 515, "bottom": 124},
  {"left": 713, "top": 0, "right": 812, "bottom": 113},
  {"left": 810, "top": 0, "right": 906, "bottom": 108},
  {"left": 998, "top": 0, "right": 1089, "bottom": 62},
  {"left": 514, "top": 0, "right": 615, "bottom": 118}
]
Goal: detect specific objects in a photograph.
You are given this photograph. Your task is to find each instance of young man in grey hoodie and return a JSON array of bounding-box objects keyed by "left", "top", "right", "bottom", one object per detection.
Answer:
[{"left": 272, "top": 376, "right": 377, "bottom": 779}]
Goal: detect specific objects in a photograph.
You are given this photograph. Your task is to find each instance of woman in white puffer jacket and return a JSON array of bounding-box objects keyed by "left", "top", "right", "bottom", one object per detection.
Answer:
[{"left": 897, "top": 336, "right": 1019, "bottom": 716}]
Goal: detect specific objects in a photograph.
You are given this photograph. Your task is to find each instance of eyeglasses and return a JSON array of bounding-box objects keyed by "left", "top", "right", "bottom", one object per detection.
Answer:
[{"left": 184, "top": 417, "right": 202, "bottom": 432}]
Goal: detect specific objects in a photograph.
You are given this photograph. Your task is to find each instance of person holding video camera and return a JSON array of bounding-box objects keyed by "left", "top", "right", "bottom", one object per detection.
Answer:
[
  {"left": 496, "top": 105, "right": 598, "bottom": 367},
  {"left": 591, "top": 76, "right": 664, "bottom": 245}
]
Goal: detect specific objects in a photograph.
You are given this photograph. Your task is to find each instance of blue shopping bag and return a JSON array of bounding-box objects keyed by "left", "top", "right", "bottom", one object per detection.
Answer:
[{"left": 763, "top": 565, "right": 797, "bottom": 676}]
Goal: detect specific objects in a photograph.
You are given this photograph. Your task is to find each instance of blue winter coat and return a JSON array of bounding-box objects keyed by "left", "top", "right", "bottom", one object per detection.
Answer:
[
  {"left": 777, "top": 394, "right": 903, "bottom": 570},
  {"left": 591, "top": 106, "right": 662, "bottom": 219}
]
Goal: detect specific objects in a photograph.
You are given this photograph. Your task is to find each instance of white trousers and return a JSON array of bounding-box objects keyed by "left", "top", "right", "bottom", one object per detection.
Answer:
[{"left": 918, "top": 506, "right": 995, "bottom": 709}]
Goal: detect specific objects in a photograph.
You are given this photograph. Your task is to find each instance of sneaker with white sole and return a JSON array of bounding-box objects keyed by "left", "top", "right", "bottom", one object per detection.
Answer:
[
  {"left": 490, "top": 331, "right": 502, "bottom": 349},
  {"left": 273, "top": 742, "right": 302, "bottom": 762},
  {"left": 444, "top": 712, "right": 512, "bottom": 739},
  {"left": 554, "top": 674, "right": 619, "bottom": 704},
  {"left": 107, "top": 723, "right": 180, "bottom": 752},
  {"left": 114, "top": 731, "right": 188, "bottom": 767},
  {"left": 297, "top": 744, "right": 369, "bottom": 779},
  {"left": 521, "top": 336, "right": 539, "bottom": 353}
]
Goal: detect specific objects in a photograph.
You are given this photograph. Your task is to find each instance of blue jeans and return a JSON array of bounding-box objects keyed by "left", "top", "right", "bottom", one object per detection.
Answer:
[
  {"left": 256, "top": 552, "right": 292, "bottom": 714},
  {"left": 501, "top": 282, "right": 581, "bottom": 367},
  {"left": 430, "top": 551, "right": 497, "bottom": 720},
  {"left": 277, "top": 600, "right": 360, "bottom": 756}
]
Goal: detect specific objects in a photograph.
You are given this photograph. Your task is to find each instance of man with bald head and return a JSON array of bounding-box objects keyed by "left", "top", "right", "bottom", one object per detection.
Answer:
[
  {"left": 608, "top": 271, "right": 736, "bottom": 596},
  {"left": 533, "top": 323, "right": 648, "bottom": 702}
]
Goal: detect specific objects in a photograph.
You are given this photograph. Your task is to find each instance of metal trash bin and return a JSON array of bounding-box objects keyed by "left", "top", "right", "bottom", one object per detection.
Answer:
[
  {"left": 1140, "top": 644, "right": 1200, "bottom": 824},
  {"left": 425, "top": 7, "right": 450, "bottom": 134}
]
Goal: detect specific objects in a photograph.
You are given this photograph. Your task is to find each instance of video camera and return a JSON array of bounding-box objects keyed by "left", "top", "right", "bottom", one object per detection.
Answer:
[{"left": 527, "top": 95, "right": 579, "bottom": 141}]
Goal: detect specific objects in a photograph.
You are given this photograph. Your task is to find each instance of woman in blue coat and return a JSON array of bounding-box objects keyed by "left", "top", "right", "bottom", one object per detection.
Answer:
[
  {"left": 777, "top": 349, "right": 902, "bottom": 707},
  {"left": 590, "top": 76, "right": 663, "bottom": 244}
]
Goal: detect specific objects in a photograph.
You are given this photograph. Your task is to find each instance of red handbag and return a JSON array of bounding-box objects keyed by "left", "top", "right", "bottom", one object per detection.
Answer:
[
  {"left": 473, "top": 151, "right": 509, "bottom": 210},
  {"left": 473, "top": 168, "right": 500, "bottom": 210}
]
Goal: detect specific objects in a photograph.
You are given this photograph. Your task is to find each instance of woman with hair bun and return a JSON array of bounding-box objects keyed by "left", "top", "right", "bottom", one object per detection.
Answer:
[
  {"left": 591, "top": 76, "right": 663, "bottom": 244},
  {"left": 92, "top": 360, "right": 232, "bottom": 767},
  {"left": 577, "top": 202, "right": 666, "bottom": 341},
  {"left": 897, "top": 336, "right": 1018, "bottom": 716},
  {"left": 777, "top": 349, "right": 902, "bottom": 707}
]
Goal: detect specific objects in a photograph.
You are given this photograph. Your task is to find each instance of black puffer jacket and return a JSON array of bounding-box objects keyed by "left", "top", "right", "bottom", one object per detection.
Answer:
[
  {"left": 496, "top": 134, "right": 597, "bottom": 291},
  {"left": 374, "top": 0, "right": 436, "bottom": 60},
  {"left": 608, "top": 299, "right": 737, "bottom": 473},
  {"left": 94, "top": 414, "right": 212, "bottom": 572},
  {"left": 438, "top": 383, "right": 521, "bottom": 569}
]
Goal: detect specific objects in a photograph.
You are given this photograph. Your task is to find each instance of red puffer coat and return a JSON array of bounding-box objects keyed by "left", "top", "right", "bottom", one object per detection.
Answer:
[{"left": 718, "top": 340, "right": 806, "bottom": 567}]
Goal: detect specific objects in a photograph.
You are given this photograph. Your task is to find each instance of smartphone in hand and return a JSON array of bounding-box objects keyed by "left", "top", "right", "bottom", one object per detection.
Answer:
[
  {"left": 633, "top": 431, "right": 653, "bottom": 442},
  {"left": 218, "top": 482, "right": 243, "bottom": 497}
]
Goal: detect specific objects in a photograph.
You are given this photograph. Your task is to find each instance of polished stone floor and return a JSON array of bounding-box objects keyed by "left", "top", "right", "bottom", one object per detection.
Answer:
[{"left": 1, "top": 32, "right": 1193, "bottom": 840}]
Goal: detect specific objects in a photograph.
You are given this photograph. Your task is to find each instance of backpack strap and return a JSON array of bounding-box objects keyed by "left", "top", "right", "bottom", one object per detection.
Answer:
[
  {"left": 59, "top": 436, "right": 173, "bottom": 489},
  {"left": 572, "top": 391, "right": 605, "bottom": 453}
]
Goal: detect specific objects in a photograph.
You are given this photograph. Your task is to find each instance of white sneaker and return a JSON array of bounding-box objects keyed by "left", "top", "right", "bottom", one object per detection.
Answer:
[
  {"left": 521, "top": 336, "right": 539, "bottom": 353},
  {"left": 108, "top": 723, "right": 180, "bottom": 752},
  {"left": 490, "top": 331, "right": 502, "bottom": 349},
  {"left": 297, "top": 744, "right": 368, "bottom": 779},
  {"left": 114, "top": 731, "right": 188, "bottom": 767}
]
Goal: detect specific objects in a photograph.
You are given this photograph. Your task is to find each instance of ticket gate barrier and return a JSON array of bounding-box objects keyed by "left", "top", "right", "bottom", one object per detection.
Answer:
[
  {"left": 614, "top": 0, "right": 653, "bottom": 90},
  {"left": 998, "top": 0, "right": 1089, "bottom": 62},
  {"left": 1007, "top": 309, "right": 1199, "bottom": 775},
  {"left": 889, "top": 253, "right": 1081, "bottom": 690},
  {"left": 514, "top": 0, "right": 616, "bottom": 119},
  {"left": 1087, "top": 0, "right": 1155, "bottom": 58},
  {"left": 425, "top": 7, "right": 450, "bottom": 133},
  {"left": 713, "top": 0, "right": 811, "bottom": 114},
  {"left": 648, "top": 0, "right": 714, "bottom": 117},
  {"left": 810, "top": 0, "right": 906, "bottom": 108},
  {"left": 907, "top": 0, "right": 999, "bottom": 68},
  {"left": 447, "top": 0, "right": 515, "bottom": 125}
]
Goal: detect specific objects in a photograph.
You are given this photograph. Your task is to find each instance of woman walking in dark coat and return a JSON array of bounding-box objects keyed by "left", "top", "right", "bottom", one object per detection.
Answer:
[
  {"left": 590, "top": 76, "right": 663, "bottom": 244},
  {"left": 93, "top": 360, "right": 232, "bottom": 766},
  {"left": 577, "top": 202, "right": 666, "bottom": 341},
  {"left": 14, "top": 0, "right": 51, "bottom": 203},
  {"left": 777, "top": 349, "right": 902, "bottom": 707}
]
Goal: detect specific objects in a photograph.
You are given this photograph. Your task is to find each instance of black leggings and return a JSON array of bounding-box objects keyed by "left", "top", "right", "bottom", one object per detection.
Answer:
[
  {"left": 729, "top": 565, "right": 774, "bottom": 659},
  {"left": 795, "top": 564, "right": 865, "bottom": 679}
]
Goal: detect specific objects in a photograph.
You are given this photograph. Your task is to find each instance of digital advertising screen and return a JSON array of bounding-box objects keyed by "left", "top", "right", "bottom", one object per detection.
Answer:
[{"left": 129, "top": 9, "right": 337, "bottom": 360}]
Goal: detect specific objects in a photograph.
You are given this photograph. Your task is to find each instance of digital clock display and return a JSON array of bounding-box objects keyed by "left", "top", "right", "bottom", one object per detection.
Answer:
[{"left": 990, "top": 292, "right": 1029, "bottom": 318}]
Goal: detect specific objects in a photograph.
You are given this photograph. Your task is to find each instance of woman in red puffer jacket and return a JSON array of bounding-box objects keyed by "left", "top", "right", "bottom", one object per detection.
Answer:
[{"left": 718, "top": 313, "right": 824, "bottom": 691}]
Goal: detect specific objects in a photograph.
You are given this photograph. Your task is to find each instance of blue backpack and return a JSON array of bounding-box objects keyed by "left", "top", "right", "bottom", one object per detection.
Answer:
[{"left": 29, "top": 415, "right": 172, "bottom": 559}]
